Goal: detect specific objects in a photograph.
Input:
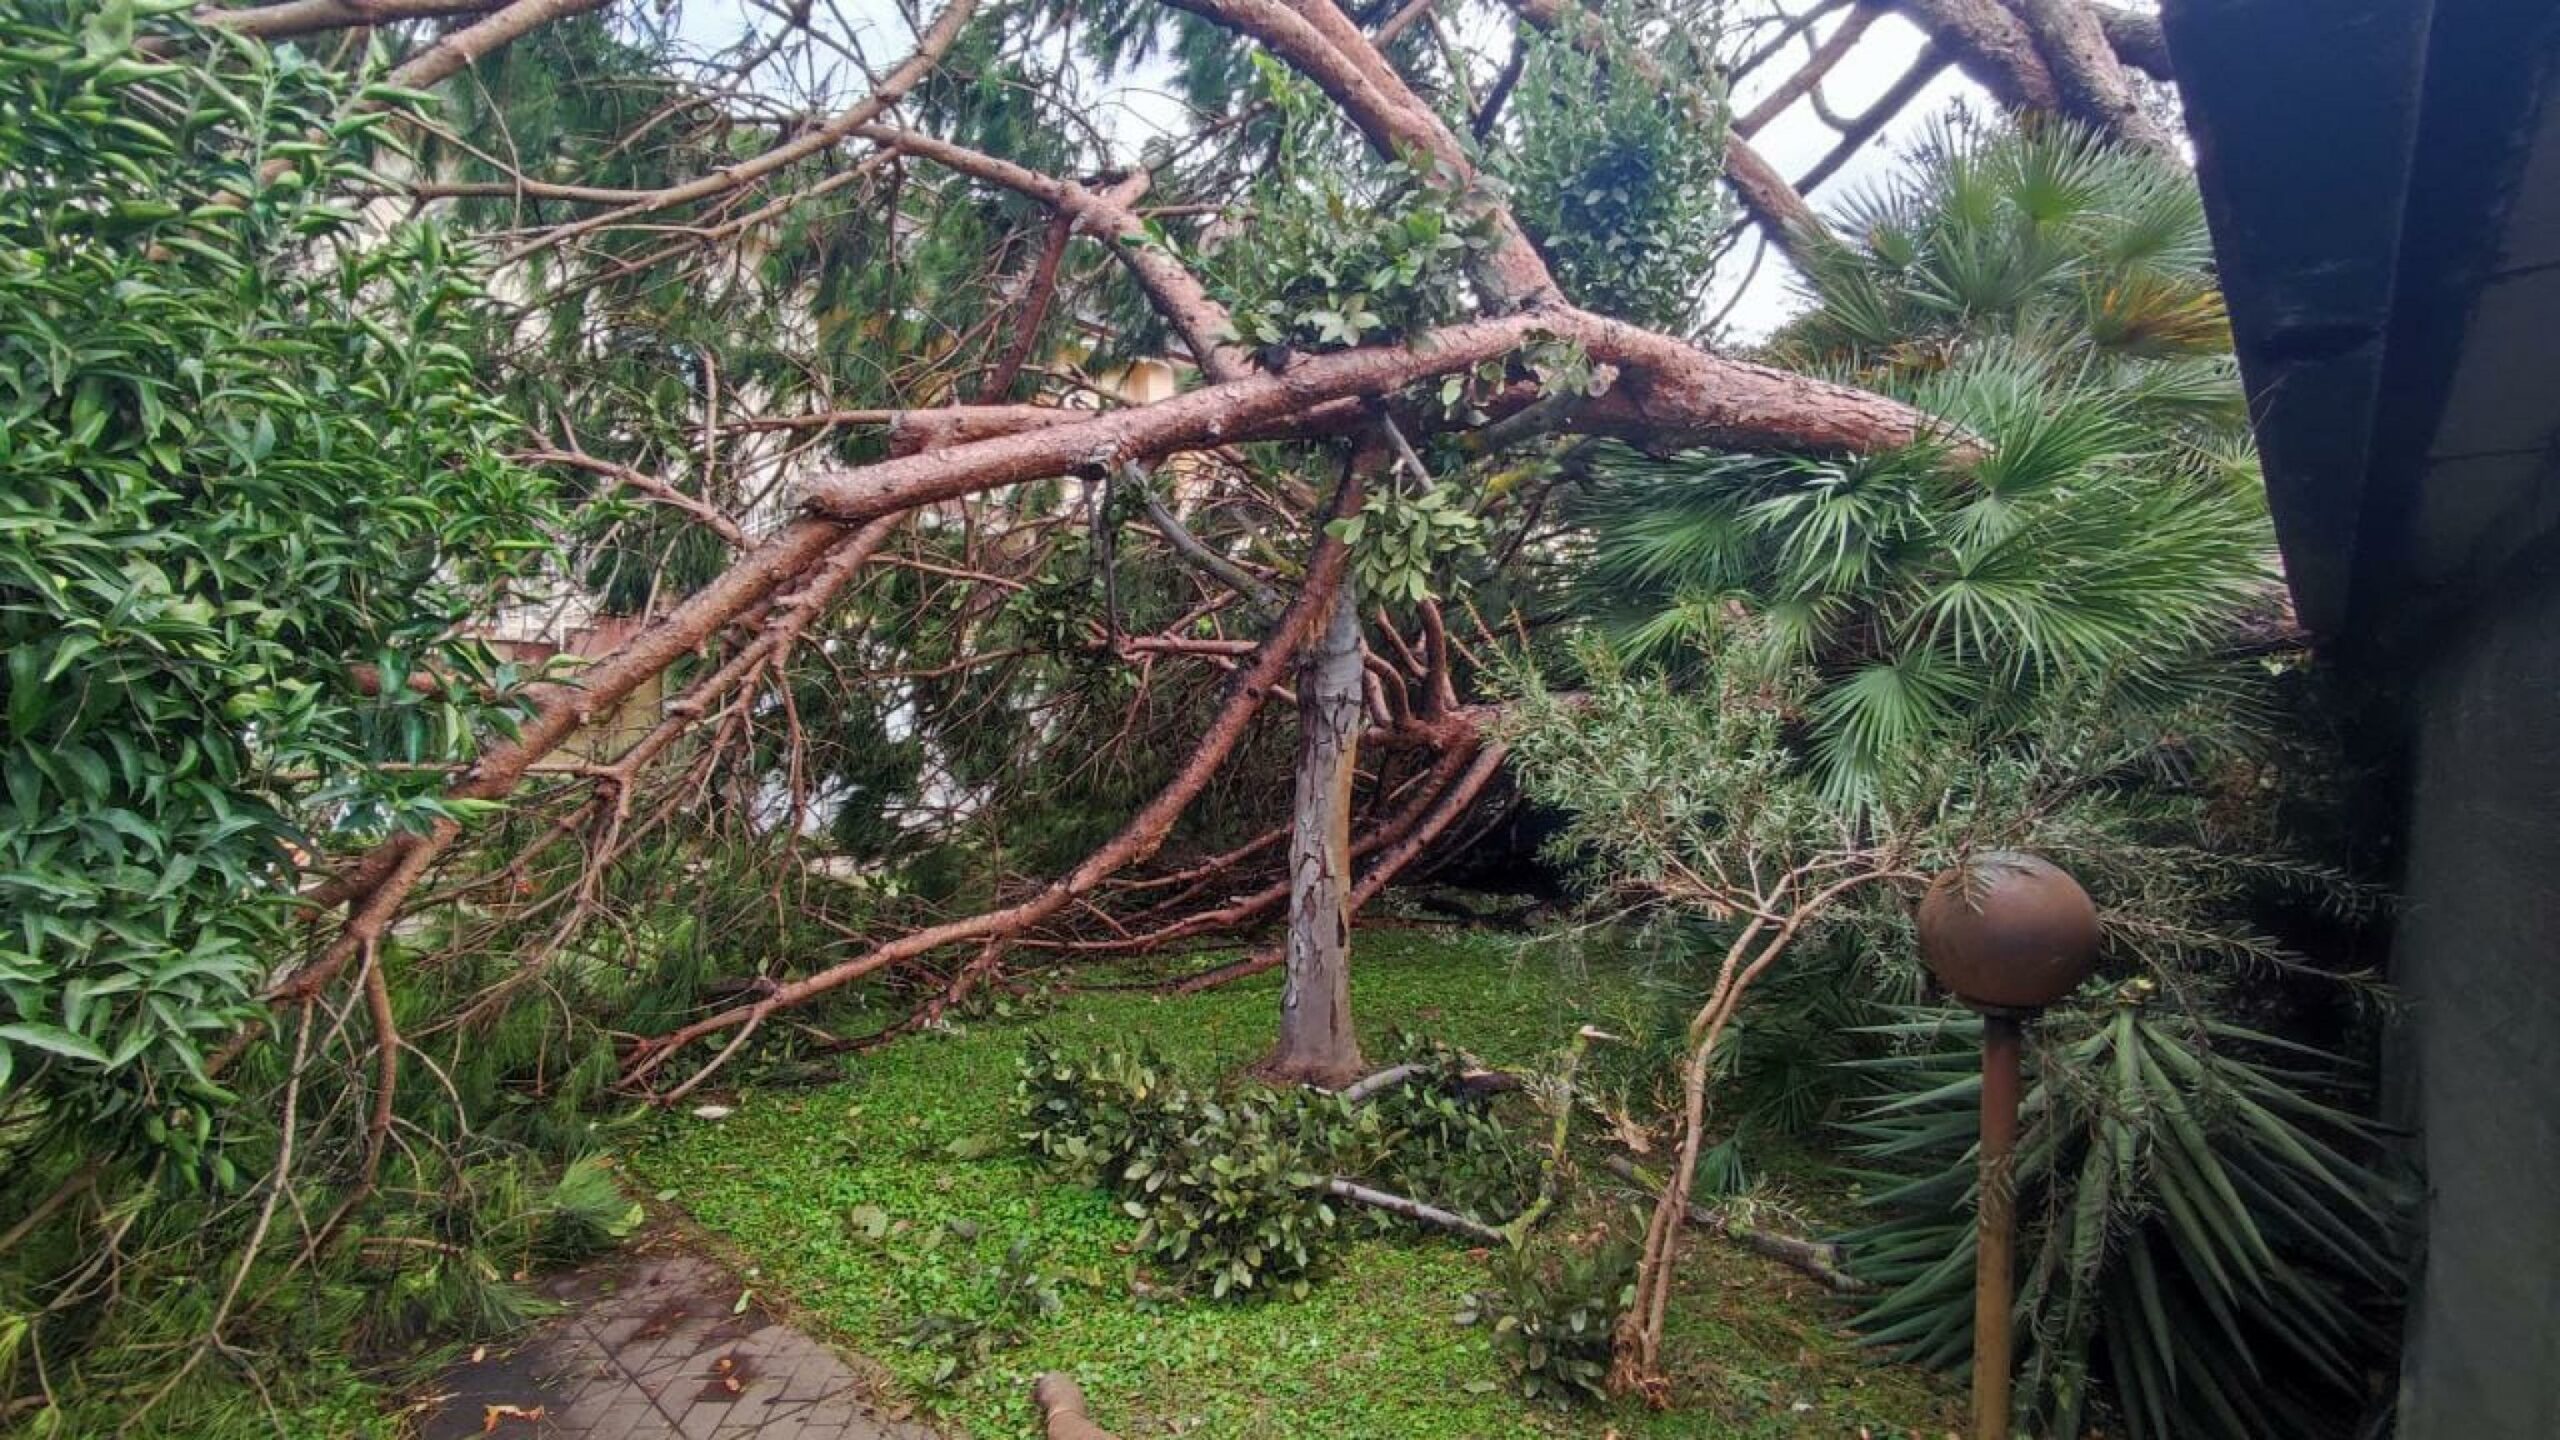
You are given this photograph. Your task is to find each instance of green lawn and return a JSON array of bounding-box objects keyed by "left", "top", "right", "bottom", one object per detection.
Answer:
[{"left": 631, "top": 927, "right": 1962, "bottom": 1439}]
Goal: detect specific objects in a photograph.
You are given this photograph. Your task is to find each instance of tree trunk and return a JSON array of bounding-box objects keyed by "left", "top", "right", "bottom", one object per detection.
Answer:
[
  {"left": 2005, "top": 0, "right": 2177, "bottom": 155},
  {"left": 1260, "top": 574, "right": 1367, "bottom": 1087}
]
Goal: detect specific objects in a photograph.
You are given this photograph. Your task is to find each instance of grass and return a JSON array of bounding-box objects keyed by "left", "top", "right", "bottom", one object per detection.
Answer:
[{"left": 631, "top": 926, "right": 1963, "bottom": 1439}]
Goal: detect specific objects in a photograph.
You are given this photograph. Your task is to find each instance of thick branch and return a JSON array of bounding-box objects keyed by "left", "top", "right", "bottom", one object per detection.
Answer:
[
  {"left": 1163, "top": 0, "right": 1560, "bottom": 309},
  {"left": 855, "top": 128, "right": 1252, "bottom": 380},
  {"left": 1884, "top": 0, "right": 2062, "bottom": 111},
  {"left": 2005, "top": 0, "right": 2175, "bottom": 153},
  {"left": 620, "top": 482, "right": 1365, "bottom": 1095},
  {"left": 803, "top": 309, "right": 1961, "bottom": 526},
  {"left": 1886, "top": 0, "right": 2170, "bottom": 150},
  {"left": 1723, "top": 140, "right": 1829, "bottom": 259},
  {"left": 2094, "top": 3, "right": 2170, "bottom": 79},
  {"left": 199, "top": 0, "right": 499, "bottom": 40},
  {"left": 384, "top": 0, "right": 610, "bottom": 90}
]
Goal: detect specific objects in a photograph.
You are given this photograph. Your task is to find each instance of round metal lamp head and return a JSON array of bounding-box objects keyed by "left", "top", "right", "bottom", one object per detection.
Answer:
[{"left": 1916, "top": 851, "right": 2101, "bottom": 1014}]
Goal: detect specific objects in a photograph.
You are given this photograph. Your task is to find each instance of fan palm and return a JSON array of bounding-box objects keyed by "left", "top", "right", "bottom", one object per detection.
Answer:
[{"left": 1572, "top": 121, "right": 2278, "bottom": 799}]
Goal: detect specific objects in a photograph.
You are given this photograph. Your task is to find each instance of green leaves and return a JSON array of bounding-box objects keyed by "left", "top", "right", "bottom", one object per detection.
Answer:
[
  {"left": 1208, "top": 141, "right": 1498, "bottom": 356},
  {"left": 1495, "top": 25, "right": 1731, "bottom": 330},
  {"left": 0, "top": 0, "right": 555, "bottom": 1133},
  {"left": 900, "top": 1239, "right": 1064, "bottom": 1388},
  {"left": 1014, "top": 1036, "right": 1350, "bottom": 1299},
  {"left": 1331, "top": 480, "right": 1488, "bottom": 609},
  {"left": 0, "top": 1021, "right": 108, "bottom": 1065},
  {"left": 1570, "top": 124, "right": 2271, "bottom": 800},
  {"left": 1014, "top": 1035, "right": 1534, "bottom": 1304},
  {"left": 1465, "top": 1230, "right": 1638, "bottom": 1406}
]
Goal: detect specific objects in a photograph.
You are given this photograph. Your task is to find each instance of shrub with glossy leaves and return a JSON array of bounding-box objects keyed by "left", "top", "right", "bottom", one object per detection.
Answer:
[
  {"left": 1204, "top": 59, "right": 1498, "bottom": 357},
  {"left": 1460, "top": 1229, "right": 1640, "bottom": 1406},
  {"left": 0, "top": 0, "right": 553, "bottom": 1139},
  {"left": 1501, "top": 15, "right": 1731, "bottom": 330},
  {"left": 1362, "top": 1036, "right": 1540, "bottom": 1227},
  {"left": 1128, "top": 1092, "right": 1346, "bottom": 1301},
  {"left": 1021, "top": 1038, "right": 1533, "bottom": 1301},
  {"left": 1016, "top": 1038, "right": 1367, "bottom": 1299},
  {"left": 1015, "top": 1034, "right": 1192, "bottom": 1185}
]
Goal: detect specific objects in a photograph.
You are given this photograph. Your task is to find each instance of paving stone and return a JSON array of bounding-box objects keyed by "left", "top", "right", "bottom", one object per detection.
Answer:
[
  {"left": 419, "top": 1250, "right": 934, "bottom": 1440},
  {"left": 591, "top": 1398, "right": 667, "bottom": 1436}
]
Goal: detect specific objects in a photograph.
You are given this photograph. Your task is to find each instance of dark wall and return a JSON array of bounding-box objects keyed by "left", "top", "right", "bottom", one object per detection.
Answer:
[{"left": 2390, "top": 553, "right": 2560, "bottom": 1435}]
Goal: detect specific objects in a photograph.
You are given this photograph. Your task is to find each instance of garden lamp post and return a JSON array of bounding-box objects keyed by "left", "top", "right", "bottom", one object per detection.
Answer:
[{"left": 1915, "top": 852, "right": 2101, "bottom": 1440}]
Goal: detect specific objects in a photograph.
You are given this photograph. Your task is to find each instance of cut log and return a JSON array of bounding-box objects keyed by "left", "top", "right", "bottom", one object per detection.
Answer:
[{"left": 1032, "top": 1374, "right": 1119, "bottom": 1440}]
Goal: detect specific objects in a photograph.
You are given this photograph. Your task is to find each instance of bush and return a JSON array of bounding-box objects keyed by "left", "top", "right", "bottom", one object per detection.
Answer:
[
  {"left": 1128, "top": 1093, "right": 1344, "bottom": 1300},
  {"left": 1016, "top": 1034, "right": 1191, "bottom": 1187},
  {"left": 1459, "top": 1229, "right": 1639, "bottom": 1406},
  {"left": 1362, "top": 1037, "right": 1541, "bottom": 1226},
  {"left": 0, "top": 0, "right": 553, "bottom": 1140},
  {"left": 1016, "top": 1038, "right": 1362, "bottom": 1298},
  {"left": 1019, "top": 1037, "right": 1555, "bottom": 1301}
]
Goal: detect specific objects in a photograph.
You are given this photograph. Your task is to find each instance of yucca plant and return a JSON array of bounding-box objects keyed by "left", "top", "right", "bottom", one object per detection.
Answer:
[
  {"left": 1840, "top": 988, "right": 2407, "bottom": 1439},
  {"left": 1571, "top": 121, "right": 2277, "bottom": 801}
]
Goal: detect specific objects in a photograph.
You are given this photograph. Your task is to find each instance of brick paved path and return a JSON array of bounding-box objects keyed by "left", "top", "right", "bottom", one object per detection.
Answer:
[{"left": 421, "top": 1253, "right": 939, "bottom": 1440}]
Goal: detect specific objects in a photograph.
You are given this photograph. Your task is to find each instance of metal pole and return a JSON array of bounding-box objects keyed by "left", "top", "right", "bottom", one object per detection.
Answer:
[{"left": 1973, "top": 1012, "right": 2023, "bottom": 1440}]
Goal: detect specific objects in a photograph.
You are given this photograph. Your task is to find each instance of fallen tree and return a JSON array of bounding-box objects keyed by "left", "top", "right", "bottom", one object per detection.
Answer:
[{"left": 1, "top": 0, "right": 2212, "bottom": 1422}]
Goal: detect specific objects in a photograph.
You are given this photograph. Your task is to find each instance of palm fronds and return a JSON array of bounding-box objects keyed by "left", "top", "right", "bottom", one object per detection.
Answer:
[
  {"left": 1568, "top": 121, "right": 2276, "bottom": 797},
  {"left": 1840, "top": 995, "right": 2409, "bottom": 1440}
]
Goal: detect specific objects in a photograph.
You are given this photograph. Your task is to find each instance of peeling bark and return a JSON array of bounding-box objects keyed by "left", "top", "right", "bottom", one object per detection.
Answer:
[{"left": 1260, "top": 572, "right": 1368, "bottom": 1088}]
